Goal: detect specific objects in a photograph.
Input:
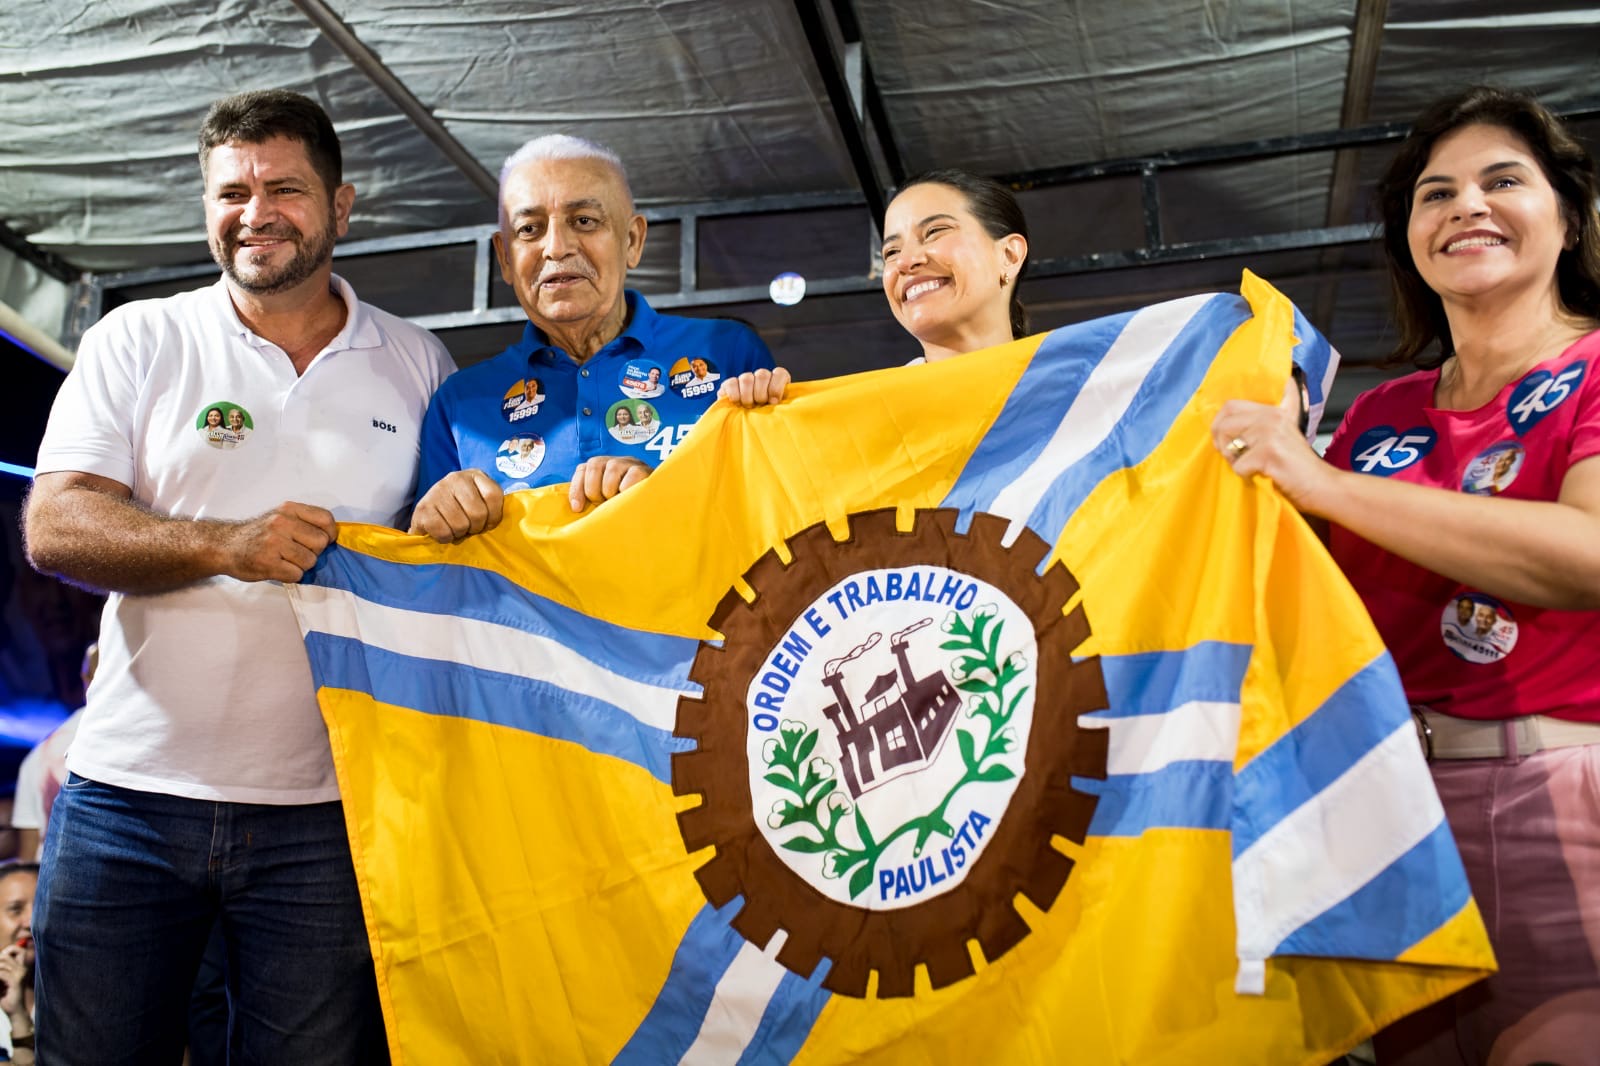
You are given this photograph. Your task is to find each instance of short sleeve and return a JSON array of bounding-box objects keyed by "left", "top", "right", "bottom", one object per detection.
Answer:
[
  {"left": 415, "top": 384, "right": 465, "bottom": 496},
  {"left": 1565, "top": 338, "right": 1600, "bottom": 468},
  {"left": 35, "top": 312, "right": 144, "bottom": 486}
]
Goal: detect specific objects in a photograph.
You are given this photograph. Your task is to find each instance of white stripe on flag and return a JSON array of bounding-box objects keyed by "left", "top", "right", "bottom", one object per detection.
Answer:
[
  {"left": 1090, "top": 700, "right": 1242, "bottom": 776},
  {"left": 989, "top": 293, "right": 1214, "bottom": 543},
  {"left": 293, "top": 584, "right": 688, "bottom": 732},
  {"left": 1232, "top": 720, "right": 1444, "bottom": 964},
  {"left": 679, "top": 933, "right": 791, "bottom": 1065}
]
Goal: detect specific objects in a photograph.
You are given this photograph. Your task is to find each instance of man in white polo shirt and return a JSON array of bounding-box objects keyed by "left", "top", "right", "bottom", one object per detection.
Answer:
[{"left": 22, "top": 89, "right": 454, "bottom": 1063}]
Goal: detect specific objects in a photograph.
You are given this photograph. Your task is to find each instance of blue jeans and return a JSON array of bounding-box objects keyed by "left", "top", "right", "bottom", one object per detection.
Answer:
[{"left": 35, "top": 774, "right": 388, "bottom": 1065}]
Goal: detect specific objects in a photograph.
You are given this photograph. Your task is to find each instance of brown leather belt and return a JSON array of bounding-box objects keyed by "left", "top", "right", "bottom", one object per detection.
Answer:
[{"left": 1411, "top": 707, "right": 1600, "bottom": 761}]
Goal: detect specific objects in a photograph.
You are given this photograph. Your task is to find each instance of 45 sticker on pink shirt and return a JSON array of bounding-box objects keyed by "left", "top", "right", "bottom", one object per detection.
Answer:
[
  {"left": 1507, "top": 361, "right": 1585, "bottom": 436},
  {"left": 1349, "top": 426, "right": 1437, "bottom": 476}
]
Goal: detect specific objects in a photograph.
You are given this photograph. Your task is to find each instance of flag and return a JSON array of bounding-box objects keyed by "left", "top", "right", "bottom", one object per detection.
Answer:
[{"left": 289, "top": 272, "right": 1493, "bottom": 1064}]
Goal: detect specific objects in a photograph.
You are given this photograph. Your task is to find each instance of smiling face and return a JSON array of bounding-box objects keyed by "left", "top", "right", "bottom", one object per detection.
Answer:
[
  {"left": 492, "top": 155, "right": 646, "bottom": 354},
  {"left": 227, "top": 409, "right": 245, "bottom": 431},
  {"left": 880, "top": 182, "right": 1025, "bottom": 361},
  {"left": 1406, "top": 123, "right": 1572, "bottom": 311},
  {"left": 204, "top": 136, "right": 353, "bottom": 298},
  {"left": 0, "top": 869, "right": 35, "bottom": 967},
  {"left": 205, "top": 408, "right": 223, "bottom": 428},
  {"left": 613, "top": 406, "right": 632, "bottom": 427}
]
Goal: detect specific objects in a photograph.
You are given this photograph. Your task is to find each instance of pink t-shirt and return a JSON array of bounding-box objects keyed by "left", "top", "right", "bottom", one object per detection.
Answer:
[{"left": 1326, "top": 328, "right": 1600, "bottom": 722}]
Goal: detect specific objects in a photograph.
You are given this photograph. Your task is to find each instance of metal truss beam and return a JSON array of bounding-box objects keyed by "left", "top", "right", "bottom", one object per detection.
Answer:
[
  {"left": 1315, "top": 0, "right": 1390, "bottom": 327},
  {"left": 289, "top": 0, "right": 498, "bottom": 202},
  {"left": 792, "top": 0, "right": 897, "bottom": 228},
  {"left": 0, "top": 220, "right": 79, "bottom": 284}
]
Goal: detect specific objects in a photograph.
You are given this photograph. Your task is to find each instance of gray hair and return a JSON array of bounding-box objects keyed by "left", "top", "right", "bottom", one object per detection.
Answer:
[{"left": 497, "top": 134, "right": 634, "bottom": 230}]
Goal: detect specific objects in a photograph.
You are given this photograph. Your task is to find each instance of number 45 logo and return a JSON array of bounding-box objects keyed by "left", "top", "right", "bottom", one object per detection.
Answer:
[
  {"left": 1508, "top": 362, "right": 1585, "bottom": 436},
  {"left": 644, "top": 424, "right": 693, "bottom": 461},
  {"left": 1351, "top": 425, "right": 1437, "bottom": 476}
]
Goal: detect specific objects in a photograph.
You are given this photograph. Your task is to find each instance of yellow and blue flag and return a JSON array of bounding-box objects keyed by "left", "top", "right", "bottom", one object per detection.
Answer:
[{"left": 289, "top": 272, "right": 1493, "bottom": 1064}]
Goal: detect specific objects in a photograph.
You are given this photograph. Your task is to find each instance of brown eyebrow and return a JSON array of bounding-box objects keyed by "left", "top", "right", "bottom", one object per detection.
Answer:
[
  {"left": 882, "top": 212, "right": 960, "bottom": 247},
  {"left": 1414, "top": 160, "right": 1530, "bottom": 191},
  {"left": 212, "top": 176, "right": 306, "bottom": 192}
]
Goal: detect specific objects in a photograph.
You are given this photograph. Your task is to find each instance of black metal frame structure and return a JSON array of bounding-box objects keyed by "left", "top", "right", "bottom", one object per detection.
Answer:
[
  {"left": 69, "top": 117, "right": 1429, "bottom": 341},
  {"left": 60, "top": 0, "right": 1600, "bottom": 350}
]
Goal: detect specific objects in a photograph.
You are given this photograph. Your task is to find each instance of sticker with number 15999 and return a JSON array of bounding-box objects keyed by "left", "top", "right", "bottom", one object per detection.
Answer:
[{"left": 1349, "top": 425, "right": 1437, "bottom": 476}]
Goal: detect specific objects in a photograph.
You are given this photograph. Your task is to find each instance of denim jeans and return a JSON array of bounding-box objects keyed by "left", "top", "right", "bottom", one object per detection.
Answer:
[{"left": 35, "top": 774, "right": 388, "bottom": 1066}]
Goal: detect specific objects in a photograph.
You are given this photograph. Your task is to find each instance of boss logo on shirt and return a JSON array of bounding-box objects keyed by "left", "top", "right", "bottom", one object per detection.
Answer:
[
  {"left": 1507, "top": 360, "right": 1584, "bottom": 436},
  {"left": 372, "top": 419, "right": 396, "bottom": 433},
  {"left": 1349, "top": 425, "right": 1436, "bottom": 476}
]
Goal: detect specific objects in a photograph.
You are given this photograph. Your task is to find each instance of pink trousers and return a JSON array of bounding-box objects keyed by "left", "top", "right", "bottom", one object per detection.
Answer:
[{"left": 1375, "top": 743, "right": 1600, "bottom": 1066}]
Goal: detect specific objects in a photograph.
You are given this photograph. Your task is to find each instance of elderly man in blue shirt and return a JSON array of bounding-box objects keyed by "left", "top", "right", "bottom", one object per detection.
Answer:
[{"left": 412, "top": 135, "right": 786, "bottom": 539}]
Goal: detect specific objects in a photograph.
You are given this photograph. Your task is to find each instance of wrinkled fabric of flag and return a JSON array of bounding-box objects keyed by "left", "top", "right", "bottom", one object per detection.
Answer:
[{"left": 289, "top": 272, "right": 1493, "bottom": 1065}]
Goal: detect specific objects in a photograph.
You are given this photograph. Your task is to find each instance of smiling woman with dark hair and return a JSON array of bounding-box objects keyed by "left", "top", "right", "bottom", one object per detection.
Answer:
[
  {"left": 1210, "top": 86, "right": 1600, "bottom": 1064},
  {"left": 718, "top": 168, "right": 1031, "bottom": 404},
  {"left": 879, "top": 169, "right": 1031, "bottom": 363}
]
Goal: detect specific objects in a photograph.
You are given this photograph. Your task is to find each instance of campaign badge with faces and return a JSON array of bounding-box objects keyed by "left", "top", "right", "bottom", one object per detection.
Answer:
[
  {"left": 606, "top": 399, "right": 660, "bottom": 445},
  {"left": 502, "top": 378, "right": 544, "bottom": 424},
  {"left": 669, "top": 356, "right": 721, "bottom": 400},
  {"left": 620, "top": 359, "right": 666, "bottom": 399},
  {"left": 1461, "top": 442, "right": 1525, "bottom": 496},
  {"left": 495, "top": 436, "right": 546, "bottom": 480},
  {"left": 1440, "top": 592, "right": 1518, "bottom": 664},
  {"left": 197, "top": 401, "right": 253, "bottom": 450}
]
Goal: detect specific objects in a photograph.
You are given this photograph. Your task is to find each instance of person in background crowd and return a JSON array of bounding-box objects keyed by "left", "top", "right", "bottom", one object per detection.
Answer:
[
  {"left": 10, "top": 643, "right": 96, "bottom": 861},
  {"left": 0, "top": 862, "right": 37, "bottom": 1063}
]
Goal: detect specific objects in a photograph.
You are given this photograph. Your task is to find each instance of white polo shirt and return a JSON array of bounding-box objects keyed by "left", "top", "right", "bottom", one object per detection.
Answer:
[{"left": 36, "top": 276, "right": 455, "bottom": 803}]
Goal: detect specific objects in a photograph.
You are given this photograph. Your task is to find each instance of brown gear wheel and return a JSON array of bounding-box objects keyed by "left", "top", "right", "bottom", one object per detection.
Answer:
[{"left": 672, "top": 507, "right": 1108, "bottom": 998}]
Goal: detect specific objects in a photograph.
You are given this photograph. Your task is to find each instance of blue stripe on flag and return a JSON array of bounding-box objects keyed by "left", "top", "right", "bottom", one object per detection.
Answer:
[
  {"left": 1290, "top": 303, "right": 1332, "bottom": 407},
  {"left": 1017, "top": 295, "right": 1251, "bottom": 548},
  {"left": 1094, "top": 642, "right": 1251, "bottom": 719},
  {"left": 1272, "top": 818, "right": 1470, "bottom": 960},
  {"left": 1077, "top": 761, "right": 1233, "bottom": 837},
  {"left": 615, "top": 900, "right": 749, "bottom": 1066},
  {"left": 941, "top": 311, "right": 1136, "bottom": 525},
  {"left": 305, "top": 633, "right": 690, "bottom": 781},
  {"left": 1230, "top": 653, "right": 1410, "bottom": 859},
  {"left": 735, "top": 966, "right": 833, "bottom": 1066},
  {"left": 304, "top": 545, "right": 699, "bottom": 690}
]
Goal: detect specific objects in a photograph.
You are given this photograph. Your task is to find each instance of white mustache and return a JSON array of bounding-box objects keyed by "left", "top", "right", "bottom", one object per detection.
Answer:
[{"left": 537, "top": 261, "right": 596, "bottom": 284}]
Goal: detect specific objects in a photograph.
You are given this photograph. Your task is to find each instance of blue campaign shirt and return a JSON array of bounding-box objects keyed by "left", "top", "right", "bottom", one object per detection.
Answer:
[{"left": 418, "top": 291, "right": 774, "bottom": 493}]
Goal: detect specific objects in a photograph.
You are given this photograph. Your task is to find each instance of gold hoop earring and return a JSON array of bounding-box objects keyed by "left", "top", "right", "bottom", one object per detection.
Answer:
[{"left": 999, "top": 273, "right": 1009, "bottom": 288}]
